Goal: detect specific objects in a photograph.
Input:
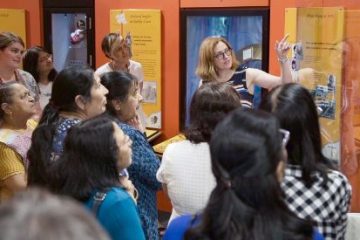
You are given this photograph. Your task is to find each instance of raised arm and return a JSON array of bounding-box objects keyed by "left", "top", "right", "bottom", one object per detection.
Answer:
[
  {"left": 246, "top": 34, "right": 292, "bottom": 93},
  {"left": 276, "top": 34, "right": 292, "bottom": 84}
]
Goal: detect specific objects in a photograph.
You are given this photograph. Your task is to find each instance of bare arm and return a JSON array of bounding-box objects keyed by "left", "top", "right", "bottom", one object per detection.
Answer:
[{"left": 246, "top": 34, "right": 292, "bottom": 93}]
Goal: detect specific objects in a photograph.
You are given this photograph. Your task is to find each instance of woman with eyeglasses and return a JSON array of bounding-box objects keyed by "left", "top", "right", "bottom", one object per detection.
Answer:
[
  {"left": 164, "top": 108, "right": 324, "bottom": 240},
  {"left": 23, "top": 46, "right": 57, "bottom": 110},
  {"left": 260, "top": 83, "right": 351, "bottom": 239},
  {"left": 196, "top": 35, "right": 292, "bottom": 108},
  {"left": 0, "top": 82, "right": 37, "bottom": 203}
]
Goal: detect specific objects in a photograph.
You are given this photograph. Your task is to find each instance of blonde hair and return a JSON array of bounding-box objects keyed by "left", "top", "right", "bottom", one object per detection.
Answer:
[
  {"left": 195, "top": 36, "right": 238, "bottom": 82},
  {"left": 101, "top": 33, "right": 125, "bottom": 59}
]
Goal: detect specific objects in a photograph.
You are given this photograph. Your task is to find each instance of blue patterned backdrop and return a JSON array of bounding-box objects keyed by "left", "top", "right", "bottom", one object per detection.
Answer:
[{"left": 184, "top": 15, "right": 263, "bottom": 125}]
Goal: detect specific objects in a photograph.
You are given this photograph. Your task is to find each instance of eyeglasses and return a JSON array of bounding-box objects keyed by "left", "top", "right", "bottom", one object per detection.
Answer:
[
  {"left": 214, "top": 48, "right": 232, "bottom": 60},
  {"left": 38, "top": 54, "right": 52, "bottom": 63},
  {"left": 279, "top": 129, "right": 290, "bottom": 147}
]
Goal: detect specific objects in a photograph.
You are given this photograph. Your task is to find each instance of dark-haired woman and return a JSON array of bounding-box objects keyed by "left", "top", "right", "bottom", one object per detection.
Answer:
[
  {"left": 49, "top": 116, "right": 145, "bottom": 240},
  {"left": 164, "top": 108, "right": 323, "bottom": 240},
  {"left": 27, "top": 67, "right": 108, "bottom": 187},
  {"left": 260, "top": 83, "right": 351, "bottom": 239},
  {"left": 100, "top": 71, "right": 161, "bottom": 240},
  {"left": 156, "top": 82, "right": 241, "bottom": 223},
  {"left": 23, "top": 46, "right": 57, "bottom": 110},
  {"left": 0, "top": 82, "right": 37, "bottom": 202}
]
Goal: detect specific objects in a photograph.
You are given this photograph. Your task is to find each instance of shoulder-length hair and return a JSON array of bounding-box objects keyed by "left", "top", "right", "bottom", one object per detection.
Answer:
[
  {"left": 195, "top": 36, "right": 238, "bottom": 82},
  {"left": 101, "top": 32, "right": 125, "bottom": 59},
  {"left": 23, "top": 46, "right": 57, "bottom": 82},
  {"left": 260, "top": 83, "right": 334, "bottom": 187},
  {"left": 185, "top": 108, "right": 313, "bottom": 240},
  {"left": 185, "top": 82, "right": 241, "bottom": 143},
  {"left": 49, "top": 116, "right": 121, "bottom": 201}
]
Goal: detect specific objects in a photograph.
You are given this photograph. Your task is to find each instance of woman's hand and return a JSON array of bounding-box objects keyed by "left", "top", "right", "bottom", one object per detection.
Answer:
[
  {"left": 275, "top": 34, "right": 291, "bottom": 63},
  {"left": 119, "top": 176, "right": 138, "bottom": 203},
  {"left": 127, "top": 114, "right": 145, "bottom": 133}
]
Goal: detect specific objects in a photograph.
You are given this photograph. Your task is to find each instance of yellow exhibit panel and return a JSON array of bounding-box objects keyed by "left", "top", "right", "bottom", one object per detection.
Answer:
[
  {"left": 0, "top": 9, "right": 26, "bottom": 47},
  {"left": 285, "top": 7, "right": 344, "bottom": 162},
  {"left": 110, "top": 9, "right": 161, "bottom": 129}
]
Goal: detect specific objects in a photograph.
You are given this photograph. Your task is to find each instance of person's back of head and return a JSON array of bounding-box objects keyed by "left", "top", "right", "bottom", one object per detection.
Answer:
[
  {"left": 185, "top": 108, "right": 313, "bottom": 240},
  {"left": 260, "top": 83, "right": 333, "bottom": 187},
  {"left": 0, "top": 188, "right": 110, "bottom": 240},
  {"left": 185, "top": 82, "right": 241, "bottom": 143},
  {"left": 49, "top": 116, "right": 125, "bottom": 201},
  {"left": 101, "top": 32, "right": 121, "bottom": 59}
]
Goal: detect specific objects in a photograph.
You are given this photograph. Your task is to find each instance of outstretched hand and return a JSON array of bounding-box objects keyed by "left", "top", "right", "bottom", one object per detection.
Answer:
[{"left": 275, "top": 34, "right": 291, "bottom": 61}]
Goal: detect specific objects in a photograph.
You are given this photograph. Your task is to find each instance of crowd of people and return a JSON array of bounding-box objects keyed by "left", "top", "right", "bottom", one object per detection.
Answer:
[{"left": 0, "top": 30, "right": 352, "bottom": 240}]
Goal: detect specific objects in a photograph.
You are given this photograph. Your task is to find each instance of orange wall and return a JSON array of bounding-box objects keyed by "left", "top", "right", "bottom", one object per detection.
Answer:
[{"left": 0, "top": 0, "right": 42, "bottom": 47}]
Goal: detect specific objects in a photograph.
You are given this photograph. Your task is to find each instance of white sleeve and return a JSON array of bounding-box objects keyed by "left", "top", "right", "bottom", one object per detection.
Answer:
[
  {"left": 129, "top": 60, "right": 144, "bottom": 84},
  {"left": 156, "top": 143, "right": 175, "bottom": 183}
]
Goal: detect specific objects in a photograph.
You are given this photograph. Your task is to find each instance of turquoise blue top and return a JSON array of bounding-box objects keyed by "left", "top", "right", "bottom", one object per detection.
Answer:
[{"left": 85, "top": 187, "right": 145, "bottom": 240}]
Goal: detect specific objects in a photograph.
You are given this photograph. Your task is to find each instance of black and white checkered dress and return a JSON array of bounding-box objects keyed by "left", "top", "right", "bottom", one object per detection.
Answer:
[{"left": 281, "top": 164, "right": 352, "bottom": 240}]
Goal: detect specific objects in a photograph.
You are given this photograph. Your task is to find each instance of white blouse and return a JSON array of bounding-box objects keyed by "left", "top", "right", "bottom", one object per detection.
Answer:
[{"left": 156, "top": 140, "right": 216, "bottom": 223}]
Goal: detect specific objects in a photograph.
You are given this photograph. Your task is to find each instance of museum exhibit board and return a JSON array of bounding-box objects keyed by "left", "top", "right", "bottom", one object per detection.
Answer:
[
  {"left": 285, "top": 7, "right": 344, "bottom": 162},
  {"left": 0, "top": 9, "right": 26, "bottom": 46},
  {"left": 285, "top": 7, "right": 360, "bottom": 211},
  {"left": 110, "top": 9, "right": 162, "bottom": 129}
]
